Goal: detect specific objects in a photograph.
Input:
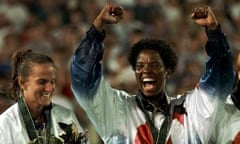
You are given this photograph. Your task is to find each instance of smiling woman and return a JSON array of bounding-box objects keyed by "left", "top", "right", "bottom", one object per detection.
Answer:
[
  {"left": 0, "top": 49, "right": 88, "bottom": 144},
  {"left": 132, "top": 42, "right": 176, "bottom": 98}
]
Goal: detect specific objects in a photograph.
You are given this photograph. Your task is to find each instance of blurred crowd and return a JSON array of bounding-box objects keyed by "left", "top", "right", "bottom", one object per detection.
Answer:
[{"left": 0, "top": 0, "right": 240, "bottom": 143}]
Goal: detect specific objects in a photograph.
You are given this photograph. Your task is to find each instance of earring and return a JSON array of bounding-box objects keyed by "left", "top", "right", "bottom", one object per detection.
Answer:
[{"left": 166, "top": 71, "right": 170, "bottom": 78}]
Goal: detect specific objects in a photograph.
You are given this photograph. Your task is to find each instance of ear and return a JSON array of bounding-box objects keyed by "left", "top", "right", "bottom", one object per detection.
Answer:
[
  {"left": 165, "top": 70, "right": 170, "bottom": 78},
  {"left": 238, "top": 70, "right": 240, "bottom": 80},
  {"left": 18, "top": 76, "right": 26, "bottom": 90}
]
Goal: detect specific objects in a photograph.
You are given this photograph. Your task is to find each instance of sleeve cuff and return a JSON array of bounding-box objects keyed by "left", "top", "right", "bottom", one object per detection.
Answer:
[
  {"left": 87, "top": 25, "right": 105, "bottom": 42},
  {"left": 205, "top": 24, "right": 224, "bottom": 39}
]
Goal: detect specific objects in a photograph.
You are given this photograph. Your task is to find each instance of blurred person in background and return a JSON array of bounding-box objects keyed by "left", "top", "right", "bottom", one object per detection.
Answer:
[
  {"left": 70, "top": 2, "right": 234, "bottom": 144},
  {"left": 0, "top": 49, "right": 88, "bottom": 143},
  {"left": 0, "top": 64, "right": 11, "bottom": 91},
  {"left": 0, "top": 64, "right": 14, "bottom": 114},
  {"left": 0, "top": 90, "right": 14, "bottom": 114},
  {"left": 0, "top": 0, "right": 29, "bottom": 33},
  {"left": 0, "top": 32, "right": 21, "bottom": 64}
]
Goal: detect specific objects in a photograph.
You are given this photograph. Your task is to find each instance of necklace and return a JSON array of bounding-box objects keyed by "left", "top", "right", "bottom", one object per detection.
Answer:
[{"left": 18, "top": 97, "right": 52, "bottom": 143}]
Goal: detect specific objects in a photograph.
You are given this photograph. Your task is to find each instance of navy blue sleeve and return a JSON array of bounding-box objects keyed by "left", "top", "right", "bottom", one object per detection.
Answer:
[
  {"left": 200, "top": 25, "right": 235, "bottom": 98},
  {"left": 70, "top": 25, "right": 105, "bottom": 99}
]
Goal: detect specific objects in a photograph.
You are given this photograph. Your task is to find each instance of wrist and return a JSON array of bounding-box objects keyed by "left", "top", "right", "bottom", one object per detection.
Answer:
[
  {"left": 93, "top": 17, "right": 104, "bottom": 31},
  {"left": 207, "top": 21, "right": 218, "bottom": 30}
]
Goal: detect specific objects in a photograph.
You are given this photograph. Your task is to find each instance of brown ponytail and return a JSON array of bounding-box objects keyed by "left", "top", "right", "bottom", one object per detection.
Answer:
[{"left": 9, "top": 49, "right": 32, "bottom": 101}]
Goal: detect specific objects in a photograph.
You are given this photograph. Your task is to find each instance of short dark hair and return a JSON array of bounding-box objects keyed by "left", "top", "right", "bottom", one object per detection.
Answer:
[{"left": 128, "top": 38, "right": 178, "bottom": 75}]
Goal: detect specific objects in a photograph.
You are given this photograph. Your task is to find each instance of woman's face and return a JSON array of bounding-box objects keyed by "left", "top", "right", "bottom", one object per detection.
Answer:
[
  {"left": 135, "top": 49, "right": 168, "bottom": 97},
  {"left": 19, "top": 63, "right": 56, "bottom": 108}
]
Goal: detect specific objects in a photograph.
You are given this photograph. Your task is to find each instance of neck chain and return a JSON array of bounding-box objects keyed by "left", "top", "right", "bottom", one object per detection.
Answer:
[{"left": 18, "top": 97, "right": 52, "bottom": 143}]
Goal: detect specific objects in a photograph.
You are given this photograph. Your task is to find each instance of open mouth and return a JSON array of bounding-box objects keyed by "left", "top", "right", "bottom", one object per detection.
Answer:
[
  {"left": 142, "top": 78, "right": 156, "bottom": 89},
  {"left": 42, "top": 93, "right": 51, "bottom": 98}
]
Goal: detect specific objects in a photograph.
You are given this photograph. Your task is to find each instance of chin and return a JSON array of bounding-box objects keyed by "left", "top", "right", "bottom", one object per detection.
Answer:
[
  {"left": 42, "top": 100, "right": 52, "bottom": 106},
  {"left": 143, "top": 92, "right": 157, "bottom": 97}
]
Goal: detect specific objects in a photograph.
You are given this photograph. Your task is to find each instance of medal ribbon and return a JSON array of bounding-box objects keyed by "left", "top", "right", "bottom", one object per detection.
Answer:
[{"left": 18, "top": 97, "right": 52, "bottom": 142}]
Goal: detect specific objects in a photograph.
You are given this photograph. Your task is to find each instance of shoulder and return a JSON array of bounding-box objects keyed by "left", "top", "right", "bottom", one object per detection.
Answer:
[
  {"left": 0, "top": 103, "right": 19, "bottom": 121},
  {"left": 170, "top": 91, "right": 193, "bottom": 105},
  {"left": 169, "top": 91, "right": 193, "bottom": 115},
  {"left": 50, "top": 103, "right": 83, "bottom": 131},
  {"left": 50, "top": 103, "right": 78, "bottom": 125},
  {"left": 0, "top": 103, "right": 20, "bottom": 130},
  {"left": 51, "top": 103, "right": 74, "bottom": 114}
]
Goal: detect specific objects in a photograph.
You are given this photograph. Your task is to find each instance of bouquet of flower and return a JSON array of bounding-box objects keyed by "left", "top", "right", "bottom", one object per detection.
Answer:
[{"left": 29, "top": 122, "right": 88, "bottom": 144}]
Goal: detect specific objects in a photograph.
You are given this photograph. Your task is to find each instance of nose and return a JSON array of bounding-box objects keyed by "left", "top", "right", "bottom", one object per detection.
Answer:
[
  {"left": 142, "top": 64, "right": 152, "bottom": 73},
  {"left": 136, "top": 63, "right": 153, "bottom": 73},
  {"left": 45, "top": 82, "right": 55, "bottom": 92}
]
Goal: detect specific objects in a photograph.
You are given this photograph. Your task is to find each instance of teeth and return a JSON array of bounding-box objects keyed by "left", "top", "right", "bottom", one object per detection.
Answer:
[
  {"left": 143, "top": 78, "right": 155, "bottom": 82},
  {"left": 42, "top": 93, "right": 51, "bottom": 97}
]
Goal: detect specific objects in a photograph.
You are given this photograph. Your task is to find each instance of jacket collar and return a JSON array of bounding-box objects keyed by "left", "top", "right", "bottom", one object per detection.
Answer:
[{"left": 135, "top": 90, "right": 170, "bottom": 116}]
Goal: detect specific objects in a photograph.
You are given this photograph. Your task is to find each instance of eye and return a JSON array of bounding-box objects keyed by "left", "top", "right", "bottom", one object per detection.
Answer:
[
  {"left": 135, "top": 63, "right": 144, "bottom": 71},
  {"left": 37, "top": 79, "right": 47, "bottom": 85},
  {"left": 37, "top": 79, "right": 56, "bottom": 85},
  {"left": 150, "top": 63, "right": 161, "bottom": 69},
  {"left": 51, "top": 80, "right": 56, "bottom": 85}
]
